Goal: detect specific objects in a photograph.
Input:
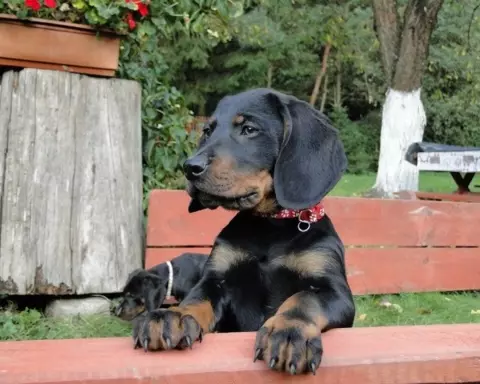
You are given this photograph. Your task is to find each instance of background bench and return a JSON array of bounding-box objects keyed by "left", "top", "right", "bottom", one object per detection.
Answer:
[
  {"left": 146, "top": 189, "right": 480, "bottom": 295},
  {"left": 2, "top": 189, "right": 480, "bottom": 384}
]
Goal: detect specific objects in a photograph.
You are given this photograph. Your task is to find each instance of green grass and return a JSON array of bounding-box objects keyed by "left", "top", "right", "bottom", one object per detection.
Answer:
[
  {"left": 354, "top": 292, "right": 480, "bottom": 327},
  {"left": 0, "top": 307, "right": 131, "bottom": 341},
  {"left": 331, "top": 171, "right": 480, "bottom": 197},
  {"left": 2, "top": 291, "right": 479, "bottom": 341},
  {"left": 1, "top": 171, "right": 479, "bottom": 341}
]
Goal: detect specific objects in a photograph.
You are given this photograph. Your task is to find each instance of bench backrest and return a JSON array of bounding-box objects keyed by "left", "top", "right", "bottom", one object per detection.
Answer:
[{"left": 146, "top": 189, "right": 480, "bottom": 295}]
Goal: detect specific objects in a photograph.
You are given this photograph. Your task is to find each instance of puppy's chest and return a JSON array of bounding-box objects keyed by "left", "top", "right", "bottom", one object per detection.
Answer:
[{"left": 212, "top": 244, "right": 327, "bottom": 326}]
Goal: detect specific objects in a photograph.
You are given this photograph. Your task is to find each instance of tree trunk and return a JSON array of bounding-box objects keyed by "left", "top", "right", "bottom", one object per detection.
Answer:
[
  {"left": 267, "top": 64, "right": 273, "bottom": 88},
  {"left": 374, "top": 88, "right": 426, "bottom": 194},
  {"left": 372, "top": 0, "right": 401, "bottom": 86},
  {"left": 309, "top": 43, "right": 331, "bottom": 106},
  {"left": 0, "top": 69, "right": 143, "bottom": 295},
  {"left": 334, "top": 62, "right": 342, "bottom": 108},
  {"left": 371, "top": 0, "right": 444, "bottom": 197},
  {"left": 320, "top": 73, "right": 329, "bottom": 113}
]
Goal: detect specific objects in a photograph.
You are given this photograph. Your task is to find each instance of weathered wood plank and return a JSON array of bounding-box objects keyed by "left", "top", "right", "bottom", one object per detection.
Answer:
[
  {"left": 0, "top": 70, "right": 14, "bottom": 293},
  {"left": 0, "top": 69, "right": 143, "bottom": 294},
  {"left": 1, "top": 325, "right": 480, "bottom": 384},
  {"left": 417, "top": 151, "right": 480, "bottom": 172}
]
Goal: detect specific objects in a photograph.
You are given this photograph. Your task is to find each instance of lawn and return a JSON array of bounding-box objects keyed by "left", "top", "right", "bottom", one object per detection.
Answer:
[
  {"left": 1, "top": 171, "right": 479, "bottom": 341},
  {"left": 332, "top": 171, "right": 480, "bottom": 196}
]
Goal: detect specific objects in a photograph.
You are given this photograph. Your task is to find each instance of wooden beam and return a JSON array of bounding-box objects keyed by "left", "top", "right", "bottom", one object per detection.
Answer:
[
  {"left": 146, "top": 247, "right": 480, "bottom": 295},
  {"left": 417, "top": 151, "right": 480, "bottom": 172},
  {"left": 1, "top": 324, "right": 480, "bottom": 384},
  {"left": 146, "top": 190, "right": 480, "bottom": 247}
]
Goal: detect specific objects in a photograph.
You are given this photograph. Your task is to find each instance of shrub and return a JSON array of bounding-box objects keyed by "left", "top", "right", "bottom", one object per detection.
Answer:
[{"left": 329, "top": 107, "right": 375, "bottom": 174}]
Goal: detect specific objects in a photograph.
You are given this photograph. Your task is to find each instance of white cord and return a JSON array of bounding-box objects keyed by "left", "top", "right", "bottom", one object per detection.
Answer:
[{"left": 165, "top": 261, "right": 174, "bottom": 299}]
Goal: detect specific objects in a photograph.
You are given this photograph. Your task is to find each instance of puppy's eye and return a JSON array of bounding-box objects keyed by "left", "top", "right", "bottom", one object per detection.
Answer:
[
  {"left": 241, "top": 125, "right": 258, "bottom": 136},
  {"left": 202, "top": 126, "right": 212, "bottom": 138}
]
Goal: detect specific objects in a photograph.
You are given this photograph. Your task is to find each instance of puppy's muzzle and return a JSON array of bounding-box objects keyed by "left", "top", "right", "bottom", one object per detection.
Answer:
[
  {"left": 112, "top": 302, "right": 124, "bottom": 317},
  {"left": 183, "top": 154, "right": 209, "bottom": 181}
]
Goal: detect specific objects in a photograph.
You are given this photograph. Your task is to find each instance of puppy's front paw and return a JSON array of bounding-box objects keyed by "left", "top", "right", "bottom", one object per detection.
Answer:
[
  {"left": 133, "top": 309, "right": 202, "bottom": 352},
  {"left": 254, "top": 314, "right": 323, "bottom": 375}
]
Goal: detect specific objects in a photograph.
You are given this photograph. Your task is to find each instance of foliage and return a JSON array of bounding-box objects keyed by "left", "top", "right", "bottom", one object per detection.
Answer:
[
  {"left": 167, "top": 0, "right": 480, "bottom": 176},
  {"left": 423, "top": 0, "right": 480, "bottom": 147},
  {"left": 329, "top": 107, "right": 376, "bottom": 174},
  {"left": 115, "top": 0, "right": 250, "bottom": 207},
  {"left": 0, "top": 0, "right": 148, "bottom": 34},
  {"left": 5, "top": 0, "right": 480, "bottom": 186}
]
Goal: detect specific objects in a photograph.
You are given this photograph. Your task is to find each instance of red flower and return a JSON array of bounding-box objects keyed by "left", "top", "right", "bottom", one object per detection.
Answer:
[
  {"left": 44, "top": 0, "right": 57, "bottom": 8},
  {"left": 126, "top": 12, "right": 136, "bottom": 30},
  {"left": 125, "top": 0, "right": 148, "bottom": 17},
  {"left": 25, "top": 0, "right": 41, "bottom": 11},
  {"left": 137, "top": 2, "right": 148, "bottom": 17}
]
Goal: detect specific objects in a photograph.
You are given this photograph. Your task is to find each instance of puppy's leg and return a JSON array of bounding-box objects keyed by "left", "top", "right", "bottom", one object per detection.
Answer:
[
  {"left": 254, "top": 287, "right": 354, "bottom": 375},
  {"left": 134, "top": 275, "right": 223, "bottom": 352}
]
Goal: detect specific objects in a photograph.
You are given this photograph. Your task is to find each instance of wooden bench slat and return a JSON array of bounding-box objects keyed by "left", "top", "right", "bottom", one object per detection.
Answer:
[
  {"left": 2, "top": 324, "right": 480, "bottom": 384},
  {"left": 146, "top": 247, "right": 480, "bottom": 295},
  {"left": 147, "top": 190, "right": 480, "bottom": 247}
]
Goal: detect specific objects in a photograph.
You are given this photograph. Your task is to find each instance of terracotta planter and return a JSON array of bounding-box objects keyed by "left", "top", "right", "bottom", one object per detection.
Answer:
[{"left": 0, "top": 14, "right": 121, "bottom": 77}]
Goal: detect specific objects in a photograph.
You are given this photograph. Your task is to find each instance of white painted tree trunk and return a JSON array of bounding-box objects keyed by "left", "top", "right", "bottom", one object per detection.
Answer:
[{"left": 373, "top": 88, "right": 426, "bottom": 197}]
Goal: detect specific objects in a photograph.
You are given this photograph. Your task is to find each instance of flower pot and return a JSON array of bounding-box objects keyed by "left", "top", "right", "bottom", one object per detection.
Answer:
[{"left": 0, "top": 14, "right": 121, "bottom": 77}]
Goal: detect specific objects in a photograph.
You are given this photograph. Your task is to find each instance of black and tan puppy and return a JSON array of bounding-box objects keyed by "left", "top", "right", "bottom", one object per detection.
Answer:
[
  {"left": 114, "top": 252, "right": 208, "bottom": 321},
  {"left": 133, "top": 88, "right": 355, "bottom": 375}
]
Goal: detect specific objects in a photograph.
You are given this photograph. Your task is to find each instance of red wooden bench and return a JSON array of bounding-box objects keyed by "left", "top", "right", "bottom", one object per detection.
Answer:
[{"left": 1, "top": 189, "right": 480, "bottom": 384}]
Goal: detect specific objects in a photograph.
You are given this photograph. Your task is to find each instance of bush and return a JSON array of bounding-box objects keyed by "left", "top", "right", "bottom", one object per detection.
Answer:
[
  {"left": 115, "top": 1, "right": 247, "bottom": 209},
  {"left": 329, "top": 107, "right": 376, "bottom": 174}
]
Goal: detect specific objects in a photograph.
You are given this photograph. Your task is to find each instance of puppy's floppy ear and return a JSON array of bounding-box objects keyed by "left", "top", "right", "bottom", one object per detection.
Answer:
[
  {"left": 188, "top": 198, "right": 219, "bottom": 213},
  {"left": 145, "top": 286, "right": 166, "bottom": 311},
  {"left": 268, "top": 92, "right": 347, "bottom": 210},
  {"left": 188, "top": 198, "right": 207, "bottom": 213}
]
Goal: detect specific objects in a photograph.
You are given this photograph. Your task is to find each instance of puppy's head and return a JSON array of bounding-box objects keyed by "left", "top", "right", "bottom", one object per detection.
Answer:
[
  {"left": 114, "top": 269, "right": 165, "bottom": 321},
  {"left": 184, "top": 88, "right": 347, "bottom": 213}
]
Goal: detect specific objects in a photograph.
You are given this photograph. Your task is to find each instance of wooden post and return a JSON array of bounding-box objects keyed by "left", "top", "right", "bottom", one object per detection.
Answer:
[{"left": 0, "top": 69, "right": 143, "bottom": 295}]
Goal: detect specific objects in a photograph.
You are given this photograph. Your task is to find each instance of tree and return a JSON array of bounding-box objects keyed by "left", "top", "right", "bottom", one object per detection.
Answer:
[{"left": 371, "top": 0, "right": 444, "bottom": 197}]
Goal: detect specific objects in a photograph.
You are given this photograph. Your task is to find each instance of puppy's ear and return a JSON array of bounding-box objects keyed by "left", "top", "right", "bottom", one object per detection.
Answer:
[
  {"left": 188, "top": 198, "right": 207, "bottom": 213},
  {"left": 145, "top": 285, "right": 166, "bottom": 311},
  {"left": 188, "top": 198, "right": 218, "bottom": 213},
  {"left": 268, "top": 92, "right": 347, "bottom": 209}
]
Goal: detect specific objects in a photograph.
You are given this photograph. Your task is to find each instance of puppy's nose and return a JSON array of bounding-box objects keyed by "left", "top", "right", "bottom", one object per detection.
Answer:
[{"left": 183, "top": 156, "right": 208, "bottom": 180}]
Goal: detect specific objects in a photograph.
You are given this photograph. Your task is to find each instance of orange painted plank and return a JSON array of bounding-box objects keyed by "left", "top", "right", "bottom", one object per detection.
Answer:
[
  {"left": 146, "top": 190, "right": 480, "bottom": 247},
  {"left": 146, "top": 247, "right": 480, "bottom": 294},
  {"left": 145, "top": 247, "right": 208, "bottom": 269},
  {"left": 346, "top": 247, "right": 480, "bottom": 294},
  {"left": 0, "top": 22, "right": 120, "bottom": 70},
  {"left": 1, "top": 324, "right": 480, "bottom": 384}
]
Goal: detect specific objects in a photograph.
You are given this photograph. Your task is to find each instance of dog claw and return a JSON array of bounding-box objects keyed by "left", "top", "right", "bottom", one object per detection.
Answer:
[
  {"left": 309, "top": 362, "right": 316, "bottom": 375},
  {"left": 269, "top": 358, "right": 277, "bottom": 369},
  {"left": 133, "top": 337, "right": 140, "bottom": 349},
  {"left": 165, "top": 337, "right": 172, "bottom": 349},
  {"left": 185, "top": 336, "right": 192, "bottom": 349},
  {"left": 199, "top": 331, "right": 203, "bottom": 343},
  {"left": 289, "top": 364, "right": 296, "bottom": 375},
  {"left": 253, "top": 348, "right": 262, "bottom": 362},
  {"left": 143, "top": 338, "right": 149, "bottom": 352}
]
